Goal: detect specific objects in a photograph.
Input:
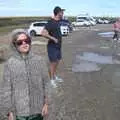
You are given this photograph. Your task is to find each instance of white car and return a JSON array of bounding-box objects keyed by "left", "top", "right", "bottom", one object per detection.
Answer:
[
  {"left": 97, "top": 19, "right": 110, "bottom": 24},
  {"left": 88, "top": 18, "right": 96, "bottom": 26},
  {"left": 28, "top": 21, "right": 47, "bottom": 36},
  {"left": 89, "top": 20, "right": 96, "bottom": 26},
  {"left": 97, "top": 19, "right": 105, "bottom": 24},
  {"left": 103, "top": 20, "right": 110, "bottom": 24},
  {"left": 72, "top": 19, "right": 91, "bottom": 27},
  {"left": 28, "top": 21, "right": 69, "bottom": 36}
]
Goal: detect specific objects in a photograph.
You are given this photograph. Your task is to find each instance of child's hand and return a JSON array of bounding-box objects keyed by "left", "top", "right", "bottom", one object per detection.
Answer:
[
  {"left": 42, "top": 104, "right": 48, "bottom": 116},
  {"left": 8, "top": 112, "right": 14, "bottom": 120}
]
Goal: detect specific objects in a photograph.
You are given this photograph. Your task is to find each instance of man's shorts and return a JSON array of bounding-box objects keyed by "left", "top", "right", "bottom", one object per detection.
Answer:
[
  {"left": 47, "top": 44, "right": 62, "bottom": 62},
  {"left": 16, "top": 114, "right": 43, "bottom": 120}
]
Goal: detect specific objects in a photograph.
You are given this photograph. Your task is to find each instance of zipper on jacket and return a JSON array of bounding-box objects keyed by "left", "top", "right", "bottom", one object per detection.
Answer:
[{"left": 24, "top": 58, "right": 31, "bottom": 115}]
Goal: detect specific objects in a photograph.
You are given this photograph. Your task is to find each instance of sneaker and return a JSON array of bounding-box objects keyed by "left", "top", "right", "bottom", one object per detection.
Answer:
[
  {"left": 113, "top": 38, "right": 118, "bottom": 41},
  {"left": 55, "top": 76, "right": 63, "bottom": 82},
  {"left": 51, "top": 79, "right": 57, "bottom": 88}
]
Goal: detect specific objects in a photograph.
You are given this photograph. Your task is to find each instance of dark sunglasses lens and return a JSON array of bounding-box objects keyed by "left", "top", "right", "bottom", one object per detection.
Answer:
[
  {"left": 16, "top": 39, "right": 31, "bottom": 46},
  {"left": 25, "top": 39, "right": 31, "bottom": 44},
  {"left": 16, "top": 41, "right": 23, "bottom": 46}
]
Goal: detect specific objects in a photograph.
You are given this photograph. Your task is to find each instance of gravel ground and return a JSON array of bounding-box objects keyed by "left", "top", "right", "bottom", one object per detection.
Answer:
[{"left": 0, "top": 24, "right": 120, "bottom": 120}]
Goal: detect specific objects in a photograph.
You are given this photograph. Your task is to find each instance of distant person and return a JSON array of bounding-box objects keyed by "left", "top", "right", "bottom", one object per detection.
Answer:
[
  {"left": 0, "top": 29, "right": 49, "bottom": 120},
  {"left": 41, "top": 6, "right": 65, "bottom": 87},
  {"left": 113, "top": 18, "right": 120, "bottom": 40}
]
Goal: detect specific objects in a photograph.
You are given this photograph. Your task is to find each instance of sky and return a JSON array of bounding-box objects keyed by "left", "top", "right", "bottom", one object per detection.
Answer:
[{"left": 0, "top": 0, "right": 119, "bottom": 17}]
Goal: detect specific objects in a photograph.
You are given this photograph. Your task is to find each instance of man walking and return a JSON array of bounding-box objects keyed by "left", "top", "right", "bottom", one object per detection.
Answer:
[{"left": 41, "top": 6, "right": 64, "bottom": 87}]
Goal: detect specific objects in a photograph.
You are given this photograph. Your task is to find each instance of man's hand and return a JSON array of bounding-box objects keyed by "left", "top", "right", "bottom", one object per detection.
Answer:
[
  {"left": 53, "top": 38, "right": 58, "bottom": 43},
  {"left": 42, "top": 104, "right": 48, "bottom": 116},
  {"left": 8, "top": 112, "right": 14, "bottom": 120},
  {"left": 41, "top": 29, "right": 58, "bottom": 43}
]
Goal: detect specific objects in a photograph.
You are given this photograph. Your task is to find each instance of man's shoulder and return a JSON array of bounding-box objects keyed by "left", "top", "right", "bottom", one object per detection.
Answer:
[
  {"left": 45, "top": 19, "right": 53, "bottom": 28},
  {"left": 47, "top": 18, "right": 54, "bottom": 23}
]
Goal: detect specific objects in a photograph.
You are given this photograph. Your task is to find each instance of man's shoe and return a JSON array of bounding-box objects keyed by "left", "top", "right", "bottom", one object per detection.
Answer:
[
  {"left": 55, "top": 76, "right": 63, "bottom": 82},
  {"left": 51, "top": 79, "right": 57, "bottom": 88}
]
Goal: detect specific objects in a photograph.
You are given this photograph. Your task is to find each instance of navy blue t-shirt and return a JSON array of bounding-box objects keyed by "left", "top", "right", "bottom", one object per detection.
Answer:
[{"left": 45, "top": 18, "right": 62, "bottom": 48}]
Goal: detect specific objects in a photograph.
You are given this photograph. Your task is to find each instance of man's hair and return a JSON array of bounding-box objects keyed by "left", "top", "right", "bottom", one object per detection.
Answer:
[{"left": 53, "top": 6, "right": 63, "bottom": 16}]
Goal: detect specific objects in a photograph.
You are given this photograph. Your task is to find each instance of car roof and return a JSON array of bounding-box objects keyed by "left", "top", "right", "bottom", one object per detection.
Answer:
[{"left": 31, "top": 21, "right": 48, "bottom": 24}]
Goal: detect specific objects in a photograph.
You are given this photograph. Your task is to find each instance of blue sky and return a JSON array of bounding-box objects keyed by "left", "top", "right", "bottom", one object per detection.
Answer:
[{"left": 0, "top": 0, "right": 119, "bottom": 17}]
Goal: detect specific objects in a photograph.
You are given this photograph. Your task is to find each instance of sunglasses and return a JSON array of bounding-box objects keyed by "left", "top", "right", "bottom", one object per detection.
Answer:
[{"left": 15, "top": 38, "right": 31, "bottom": 46}]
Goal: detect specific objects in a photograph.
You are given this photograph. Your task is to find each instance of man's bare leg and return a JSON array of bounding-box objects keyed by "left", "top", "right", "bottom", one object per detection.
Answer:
[
  {"left": 54, "top": 60, "right": 60, "bottom": 75},
  {"left": 49, "top": 62, "right": 58, "bottom": 79},
  {"left": 49, "top": 61, "right": 59, "bottom": 87},
  {"left": 49, "top": 60, "right": 60, "bottom": 78},
  {"left": 54, "top": 60, "right": 63, "bottom": 82}
]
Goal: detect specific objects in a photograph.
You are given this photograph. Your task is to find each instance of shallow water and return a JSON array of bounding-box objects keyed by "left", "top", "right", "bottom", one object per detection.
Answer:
[
  {"left": 98, "top": 32, "right": 114, "bottom": 37},
  {"left": 72, "top": 60, "right": 101, "bottom": 72},
  {"left": 72, "top": 52, "right": 120, "bottom": 72}
]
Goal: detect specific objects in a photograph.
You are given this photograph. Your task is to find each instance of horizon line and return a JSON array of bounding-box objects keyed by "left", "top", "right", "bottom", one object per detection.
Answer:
[{"left": 0, "top": 15, "right": 119, "bottom": 18}]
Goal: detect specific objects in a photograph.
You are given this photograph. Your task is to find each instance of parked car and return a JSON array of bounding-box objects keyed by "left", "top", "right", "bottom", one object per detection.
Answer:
[
  {"left": 109, "top": 20, "right": 116, "bottom": 24},
  {"left": 72, "top": 19, "right": 91, "bottom": 27},
  {"left": 89, "top": 18, "right": 96, "bottom": 26},
  {"left": 28, "top": 21, "right": 69, "bottom": 36},
  {"left": 28, "top": 21, "right": 47, "bottom": 36},
  {"left": 97, "top": 19, "right": 110, "bottom": 24},
  {"left": 76, "top": 15, "right": 96, "bottom": 26},
  {"left": 103, "top": 19, "right": 110, "bottom": 24},
  {"left": 97, "top": 19, "right": 105, "bottom": 24}
]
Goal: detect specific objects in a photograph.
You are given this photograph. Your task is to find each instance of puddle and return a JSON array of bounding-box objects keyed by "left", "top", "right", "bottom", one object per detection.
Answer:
[
  {"left": 98, "top": 32, "right": 114, "bottom": 37},
  {"left": 100, "top": 46, "right": 110, "bottom": 49},
  {"left": 72, "top": 60, "right": 101, "bottom": 72},
  {"left": 72, "top": 52, "right": 120, "bottom": 72},
  {"left": 77, "top": 52, "right": 120, "bottom": 64},
  {"left": 93, "top": 29, "right": 99, "bottom": 31}
]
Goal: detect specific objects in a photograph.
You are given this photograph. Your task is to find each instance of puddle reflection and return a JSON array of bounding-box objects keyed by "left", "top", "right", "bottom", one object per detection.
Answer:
[{"left": 72, "top": 52, "right": 120, "bottom": 72}]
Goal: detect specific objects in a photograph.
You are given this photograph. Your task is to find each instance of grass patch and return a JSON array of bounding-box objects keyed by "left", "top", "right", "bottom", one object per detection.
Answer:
[{"left": 0, "top": 24, "right": 29, "bottom": 34}]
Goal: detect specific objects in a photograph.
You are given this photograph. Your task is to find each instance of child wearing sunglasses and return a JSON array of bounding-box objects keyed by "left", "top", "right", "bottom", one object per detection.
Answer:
[{"left": 0, "top": 29, "right": 50, "bottom": 120}]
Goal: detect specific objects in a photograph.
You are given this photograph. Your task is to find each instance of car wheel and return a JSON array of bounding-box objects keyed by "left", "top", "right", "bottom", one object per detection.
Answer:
[{"left": 30, "top": 30, "right": 36, "bottom": 36}]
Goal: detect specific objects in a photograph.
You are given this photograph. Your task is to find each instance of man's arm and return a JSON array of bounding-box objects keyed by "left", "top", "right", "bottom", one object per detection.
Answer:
[{"left": 41, "top": 28, "right": 58, "bottom": 43}]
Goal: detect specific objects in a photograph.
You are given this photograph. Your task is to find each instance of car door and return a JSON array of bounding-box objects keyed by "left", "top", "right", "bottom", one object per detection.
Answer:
[
  {"left": 78, "top": 20, "right": 84, "bottom": 26},
  {"left": 33, "top": 23, "right": 45, "bottom": 35}
]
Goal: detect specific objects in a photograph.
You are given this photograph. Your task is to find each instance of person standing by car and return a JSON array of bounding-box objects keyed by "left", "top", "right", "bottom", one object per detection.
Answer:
[
  {"left": 41, "top": 6, "right": 65, "bottom": 87},
  {"left": 0, "top": 29, "right": 49, "bottom": 120},
  {"left": 113, "top": 18, "right": 120, "bottom": 40}
]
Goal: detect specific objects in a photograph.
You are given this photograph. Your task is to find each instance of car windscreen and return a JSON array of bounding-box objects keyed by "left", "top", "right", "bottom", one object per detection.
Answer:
[
  {"left": 77, "top": 17, "right": 88, "bottom": 20},
  {"left": 33, "top": 23, "right": 47, "bottom": 27},
  {"left": 77, "top": 19, "right": 85, "bottom": 22}
]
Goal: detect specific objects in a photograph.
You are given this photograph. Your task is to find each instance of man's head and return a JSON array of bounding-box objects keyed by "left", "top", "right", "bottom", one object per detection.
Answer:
[{"left": 53, "top": 6, "right": 65, "bottom": 20}]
